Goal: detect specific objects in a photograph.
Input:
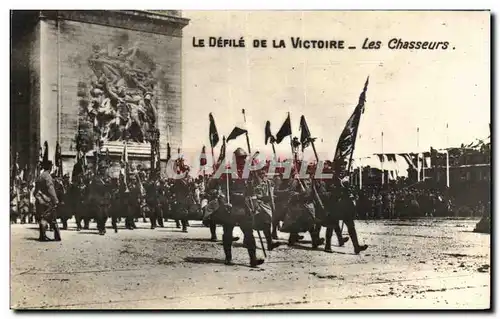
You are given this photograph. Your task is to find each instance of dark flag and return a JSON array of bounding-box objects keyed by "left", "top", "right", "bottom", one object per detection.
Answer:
[
  {"left": 209, "top": 113, "right": 220, "bottom": 148},
  {"left": 215, "top": 136, "right": 226, "bottom": 169},
  {"left": 299, "top": 115, "right": 316, "bottom": 151},
  {"left": 55, "top": 142, "right": 63, "bottom": 177},
  {"left": 276, "top": 113, "right": 292, "bottom": 144},
  {"left": 376, "top": 154, "right": 385, "bottom": 163},
  {"left": 227, "top": 126, "right": 248, "bottom": 142},
  {"left": 333, "top": 77, "right": 369, "bottom": 177},
  {"left": 265, "top": 121, "right": 276, "bottom": 145},
  {"left": 42, "top": 141, "right": 49, "bottom": 167},
  {"left": 386, "top": 154, "right": 397, "bottom": 162},
  {"left": 200, "top": 145, "right": 207, "bottom": 166}
]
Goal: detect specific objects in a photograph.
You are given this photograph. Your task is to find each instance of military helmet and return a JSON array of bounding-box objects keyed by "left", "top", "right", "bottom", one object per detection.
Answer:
[{"left": 233, "top": 147, "right": 248, "bottom": 158}]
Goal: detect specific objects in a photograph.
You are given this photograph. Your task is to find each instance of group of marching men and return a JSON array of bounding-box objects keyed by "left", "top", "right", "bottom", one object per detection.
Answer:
[{"left": 11, "top": 147, "right": 368, "bottom": 268}]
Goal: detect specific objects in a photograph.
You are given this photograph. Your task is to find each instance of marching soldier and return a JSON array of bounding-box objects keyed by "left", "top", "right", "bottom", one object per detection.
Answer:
[
  {"left": 34, "top": 160, "right": 61, "bottom": 241},
  {"left": 248, "top": 168, "right": 281, "bottom": 251},
  {"left": 206, "top": 148, "right": 264, "bottom": 267},
  {"left": 19, "top": 181, "right": 31, "bottom": 224},
  {"left": 325, "top": 180, "right": 368, "bottom": 255},
  {"left": 87, "top": 165, "right": 111, "bottom": 235},
  {"left": 145, "top": 176, "right": 164, "bottom": 229},
  {"left": 10, "top": 184, "right": 19, "bottom": 224}
]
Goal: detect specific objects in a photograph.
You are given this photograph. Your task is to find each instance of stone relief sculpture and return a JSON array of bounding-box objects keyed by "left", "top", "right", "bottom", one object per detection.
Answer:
[{"left": 85, "top": 41, "right": 159, "bottom": 143}]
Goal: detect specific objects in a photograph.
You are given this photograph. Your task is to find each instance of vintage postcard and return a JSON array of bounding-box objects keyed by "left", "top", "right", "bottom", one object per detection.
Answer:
[{"left": 10, "top": 10, "right": 491, "bottom": 310}]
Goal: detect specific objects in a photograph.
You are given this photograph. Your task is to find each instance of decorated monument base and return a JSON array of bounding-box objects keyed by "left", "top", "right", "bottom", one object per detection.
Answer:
[{"left": 11, "top": 10, "right": 189, "bottom": 179}]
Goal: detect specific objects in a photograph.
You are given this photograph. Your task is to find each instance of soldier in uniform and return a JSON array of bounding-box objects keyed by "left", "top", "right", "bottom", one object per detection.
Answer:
[
  {"left": 248, "top": 168, "right": 281, "bottom": 251},
  {"left": 125, "top": 175, "right": 140, "bottom": 230},
  {"left": 87, "top": 165, "right": 111, "bottom": 235},
  {"left": 324, "top": 180, "right": 368, "bottom": 254},
  {"left": 34, "top": 161, "right": 61, "bottom": 241},
  {"left": 19, "top": 181, "right": 31, "bottom": 224},
  {"left": 10, "top": 184, "right": 19, "bottom": 224},
  {"left": 206, "top": 148, "right": 264, "bottom": 267},
  {"left": 145, "top": 174, "right": 164, "bottom": 229}
]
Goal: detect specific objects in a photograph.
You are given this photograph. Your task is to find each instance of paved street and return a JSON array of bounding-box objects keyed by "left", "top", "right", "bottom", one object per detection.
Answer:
[{"left": 10, "top": 218, "right": 490, "bottom": 309}]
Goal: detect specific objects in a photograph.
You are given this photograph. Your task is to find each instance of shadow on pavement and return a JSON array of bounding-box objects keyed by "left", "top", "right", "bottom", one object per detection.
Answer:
[{"left": 184, "top": 256, "right": 249, "bottom": 268}]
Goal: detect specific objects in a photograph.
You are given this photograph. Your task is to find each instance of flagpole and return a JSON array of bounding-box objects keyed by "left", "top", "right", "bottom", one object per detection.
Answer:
[
  {"left": 381, "top": 131, "right": 384, "bottom": 186},
  {"left": 446, "top": 123, "right": 449, "bottom": 147},
  {"left": 242, "top": 109, "right": 266, "bottom": 258},
  {"left": 446, "top": 150, "right": 450, "bottom": 188},
  {"left": 211, "top": 147, "right": 216, "bottom": 171},
  {"left": 359, "top": 166, "right": 363, "bottom": 190},
  {"left": 339, "top": 77, "right": 369, "bottom": 234},
  {"left": 242, "top": 109, "right": 252, "bottom": 154}
]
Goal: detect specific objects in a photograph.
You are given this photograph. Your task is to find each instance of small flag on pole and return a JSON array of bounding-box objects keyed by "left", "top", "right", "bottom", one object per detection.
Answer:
[{"left": 276, "top": 113, "right": 292, "bottom": 144}]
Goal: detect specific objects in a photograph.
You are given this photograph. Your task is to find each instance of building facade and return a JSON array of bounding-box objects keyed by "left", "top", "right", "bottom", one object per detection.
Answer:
[{"left": 11, "top": 10, "right": 189, "bottom": 178}]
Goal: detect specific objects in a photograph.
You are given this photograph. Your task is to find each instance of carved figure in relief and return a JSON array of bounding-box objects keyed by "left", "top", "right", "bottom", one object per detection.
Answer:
[{"left": 85, "top": 41, "right": 160, "bottom": 143}]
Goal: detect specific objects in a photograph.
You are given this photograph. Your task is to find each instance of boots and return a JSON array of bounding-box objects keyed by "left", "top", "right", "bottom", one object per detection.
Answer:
[
  {"left": 52, "top": 221, "right": 61, "bottom": 241},
  {"left": 224, "top": 246, "right": 233, "bottom": 265},
  {"left": 62, "top": 219, "right": 68, "bottom": 230},
  {"left": 38, "top": 221, "right": 51, "bottom": 241},
  {"left": 175, "top": 220, "right": 181, "bottom": 229},
  {"left": 264, "top": 228, "right": 281, "bottom": 251},
  {"left": 346, "top": 220, "right": 368, "bottom": 254},
  {"left": 312, "top": 236, "right": 325, "bottom": 249},
  {"left": 210, "top": 223, "right": 217, "bottom": 241},
  {"left": 249, "top": 249, "right": 264, "bottom": 268},
  {"left": 271, "top": 227, "right": 278, "bottom": 240},
  {"left": 157, "top": 216, "right": 164, "bottom": 228},
  {"left": 311, "top": 226, "right": 325, "bottom": 249},
  {"left": 338, "top": 235, "right": 349, "bottom": 247},
  {"left": 324, "top": 227, "right": 333, "bottom": 253},
  {"left": 112, "top": 218, "right": 118, "bottom": 233},
  {"left": 288, "top": 233, "right": 298, "bottom": 246},
  {"left": 268, "top": 242, "right": 281, "bottom": 251}
]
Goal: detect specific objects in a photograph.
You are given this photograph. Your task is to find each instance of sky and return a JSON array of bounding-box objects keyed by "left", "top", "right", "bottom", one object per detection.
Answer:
[{"left": 180, "top": 11, "right": 490, "bottom": 169}]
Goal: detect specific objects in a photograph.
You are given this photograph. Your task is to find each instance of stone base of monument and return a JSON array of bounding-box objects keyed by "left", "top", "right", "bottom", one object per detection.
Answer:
[
  {"left": 101, "top": 141, "right": 151, "bottom": 158},
  {"left": 473, "top": 215, "right": 491, "bottom": 234}
]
